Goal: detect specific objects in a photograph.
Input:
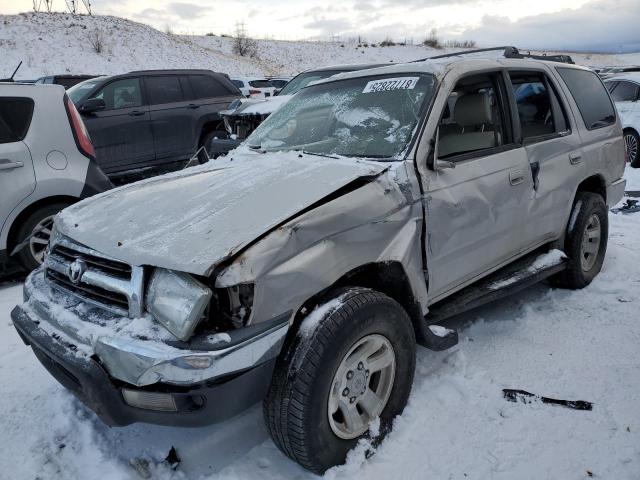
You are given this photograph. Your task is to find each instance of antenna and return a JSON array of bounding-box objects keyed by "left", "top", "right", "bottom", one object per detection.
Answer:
[{"left": 0, "top": 61, "right": 23, "bottom": 82}]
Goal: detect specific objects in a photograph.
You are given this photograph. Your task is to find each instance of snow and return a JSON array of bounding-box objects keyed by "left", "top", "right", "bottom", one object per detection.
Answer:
[
  {"left": 428, "top": 325, "right": 455, "bottom": 338},
  {"left": 232, "top": 95, "right": 293, "bottom": 115},
  {"left": 4, "top": 12, "right": 640, "bottom": 81},
  {"left": 624, "top": 165, "right": 640, "bottom": 191},
  {"left": 489, "top": 249, "right": 566, "bottom": 290},
  {"left": 2, "top": 207, "right": 640, "bottom": 478},
  {"left": 297, "top": 297, "right": 345, "bottom": 339}
]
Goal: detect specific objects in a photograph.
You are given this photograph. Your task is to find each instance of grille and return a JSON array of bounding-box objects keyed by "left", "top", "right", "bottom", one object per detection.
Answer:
[{"left": 44, "top": 240, "right": 144, "bottom": 317}]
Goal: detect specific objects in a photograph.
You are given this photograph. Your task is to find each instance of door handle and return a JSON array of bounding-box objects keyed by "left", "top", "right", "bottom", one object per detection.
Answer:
[
  {"left": 509, "top": 170, "right": 525, "bottom": 186},
  {"left": 129, "top": 110, "right": 145, "bottom": 116},
  {"left": 0, "top": 159, "right": 24, "bottom": 170},
  {"left": 569, "top": 152, "right": 583, "bottom": 165},
  {"left": 187, "top": 104, "right": 200, "bottom": 109}
]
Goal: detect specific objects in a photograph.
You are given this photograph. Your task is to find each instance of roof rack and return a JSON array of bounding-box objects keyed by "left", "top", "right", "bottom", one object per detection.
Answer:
[{"left": 415, "top": 46, "right": 574, "bottom": 64}]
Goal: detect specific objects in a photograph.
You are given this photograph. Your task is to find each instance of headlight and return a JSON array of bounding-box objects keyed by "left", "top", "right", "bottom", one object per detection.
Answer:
[{"left": 146, "top": 269, "right": 212, "bottom": 341}]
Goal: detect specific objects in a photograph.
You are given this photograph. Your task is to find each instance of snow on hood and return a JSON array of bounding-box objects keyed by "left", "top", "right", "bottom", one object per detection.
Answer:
[
  {"left": 57, "top": 151, "right": 387, "bottom": 276},
  {"left": 222, "top": 95, "right": 293, "bottom": 116}
]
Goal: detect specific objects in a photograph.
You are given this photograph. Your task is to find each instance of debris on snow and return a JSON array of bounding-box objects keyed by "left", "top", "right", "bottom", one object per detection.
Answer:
[
  {"left": 164, "top": 446, "right": 181, "bottom": 470},
  {"left": 503, "top": 389, "right": 593, "bottom": 411}
]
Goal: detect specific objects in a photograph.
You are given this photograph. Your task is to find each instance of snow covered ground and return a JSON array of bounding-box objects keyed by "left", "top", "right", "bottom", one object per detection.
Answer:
[
  {"left": 3, "top": 12, "right": 640, "bottom": 80},
  {"left": 1, "top": 167, "right": 639, "bottom": 479}
]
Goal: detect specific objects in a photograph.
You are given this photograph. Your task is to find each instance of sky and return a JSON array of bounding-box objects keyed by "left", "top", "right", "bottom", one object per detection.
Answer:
[{"left": 0, "top": 0, "right": 638, "bottom": 52}]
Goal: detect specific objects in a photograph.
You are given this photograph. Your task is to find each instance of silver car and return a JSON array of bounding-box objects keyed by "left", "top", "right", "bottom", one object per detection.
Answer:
[
  {"left": 12, "top": 52, "right": 626, "bottom": 473},
  {"left": 0, "top": 83, "right": 112, "bottom": 273}
]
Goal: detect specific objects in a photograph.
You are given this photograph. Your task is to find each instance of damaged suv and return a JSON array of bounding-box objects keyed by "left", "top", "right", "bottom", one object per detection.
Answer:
[{"left": 12, "top": 48, "right": 626, "bottom": 474}]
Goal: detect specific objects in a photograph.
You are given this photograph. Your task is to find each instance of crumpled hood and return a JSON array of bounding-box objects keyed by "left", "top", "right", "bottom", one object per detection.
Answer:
[
  {"left": 222, "top": 95, "right": 293, "bottom": 116},
  {"left": 57, "top": 151, "right": 387, "bottom": 276}
]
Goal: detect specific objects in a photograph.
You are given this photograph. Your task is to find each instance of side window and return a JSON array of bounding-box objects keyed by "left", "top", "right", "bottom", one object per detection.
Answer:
[
  {"left": 145, "top": 76, "right": 184, "bottom": 105},
  {"left": 90, "top": 78, "right": 142, "bottom": 110},
  {"left": 437, "top": 72, "right": 509, "bottom": 159},
  {"left": 189, "top": 75, "right": 231, "bottom": 99},
  {"left": 231, "top": 80, "right": 244, "bottom": 89},
  {"left": 249, "top": 80, "right": 274, "bottom": 88},
  {"left": 508, "top": 71, "right": 569, "bottom": 141},
  {"left": 0, "top": 98, "right": 35, "bottom": 144},
  {"left": 610, "top": 81, "right": 639, "bottom": 102},
  {"left": 557, "top": 68, "right": 616, "bottom": 130},
  {"left": 605, "top": 81, "right": 618, "bottom": 93}
]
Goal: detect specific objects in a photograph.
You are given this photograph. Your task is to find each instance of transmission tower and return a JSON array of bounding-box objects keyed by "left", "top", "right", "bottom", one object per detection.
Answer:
[
  {"left": 65, "top": 0, "right": 92, "bottom": 14},
  {"left": 33, "top": 0, "right": 54, "bottom": 12}
]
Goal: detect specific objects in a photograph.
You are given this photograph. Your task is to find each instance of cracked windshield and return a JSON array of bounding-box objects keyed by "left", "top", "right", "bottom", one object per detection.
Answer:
[{"left": 247, "top": 73, "right": 437, "bottom": 159}]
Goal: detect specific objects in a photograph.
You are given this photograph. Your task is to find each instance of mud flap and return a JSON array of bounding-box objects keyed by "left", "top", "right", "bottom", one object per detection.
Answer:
[{"left": 415, "top": 321, "right": 459, "bottom": 351}]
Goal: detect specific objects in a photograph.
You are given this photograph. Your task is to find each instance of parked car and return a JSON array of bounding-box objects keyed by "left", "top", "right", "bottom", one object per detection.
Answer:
[
  {"left": 604, "top": 74, "right": 640, "bottom": 167},
  {"left": 67, "top": 69, "right": 242, "bottom": 183},
  {"left": 12, "top": 50, "right": 626, "bottom": 474},
  {"left": 0, "top": 82, "right": 112, "bottom": 274},
  {"left": 230, "top": 77, "right": 277, "bottom": 98},
  {"left": 34, "top": 74, "right": 100, "bottom": 89},
  {"left": 210, "top": 64, "right": 386, "bottom": 156},
  {"left": 266, "top": 76, "right": 291, "bottom": 93},
  {"left": 599, "top": 66, "right": 640, "bottom": 79}
]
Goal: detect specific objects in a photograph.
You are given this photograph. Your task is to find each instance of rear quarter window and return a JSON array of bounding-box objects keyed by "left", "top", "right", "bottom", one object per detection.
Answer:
[
  {"left": 188, "top": 75, "right": 233, "bottom": 99},
  {"left": 0, "top": 97, "right": 35, "bottom": 144},
  {"left": 557, "top": 68, "right": 616, "bottom": 130}
]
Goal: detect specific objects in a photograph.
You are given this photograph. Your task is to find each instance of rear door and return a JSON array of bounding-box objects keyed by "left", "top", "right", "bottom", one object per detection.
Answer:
[
  {"left": 81, "top": 77, "right": 154, "bottom": 174},
  {"left": 0, "top": 97, "right": 35, "bottom": 235},
  {"left": 145, "top": 75, "right": 194, "bottom": 164},
  {"left": 506, "top": 69, "right": 583, "bottom": 247},
  {"left": 425, "top": 71, "right": 533, "bottom": 300}
]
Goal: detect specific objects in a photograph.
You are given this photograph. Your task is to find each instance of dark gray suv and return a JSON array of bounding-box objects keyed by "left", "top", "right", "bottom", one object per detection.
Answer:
[{"left": 68, "top": 69, "right": 242, "bottom": 183}]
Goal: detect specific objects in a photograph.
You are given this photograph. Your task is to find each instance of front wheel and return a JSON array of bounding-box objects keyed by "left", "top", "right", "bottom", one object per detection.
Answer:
[
  {"left": 263, "top": 288, "right": 416, "bottom": 474},
  {"left": 550, "top": 192, "right": 608, "bottom": 289}
]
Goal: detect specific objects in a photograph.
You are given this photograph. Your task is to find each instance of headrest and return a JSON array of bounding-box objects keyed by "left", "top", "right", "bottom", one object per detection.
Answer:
[{"left": 454, "top": 92, "right": 492, "bottom": 127}]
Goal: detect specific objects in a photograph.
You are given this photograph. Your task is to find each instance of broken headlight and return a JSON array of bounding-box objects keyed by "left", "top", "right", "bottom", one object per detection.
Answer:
[{"left": 146, "top": 269, "right": 212, "bottom": 341}]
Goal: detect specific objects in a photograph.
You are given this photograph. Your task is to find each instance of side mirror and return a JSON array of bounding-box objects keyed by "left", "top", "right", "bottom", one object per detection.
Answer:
[
  {"left": 427, "top": 126, "right": 456, "bottom": 171},
  {"left": 80, "top": 98, "right": 106, "bottom": 113}
]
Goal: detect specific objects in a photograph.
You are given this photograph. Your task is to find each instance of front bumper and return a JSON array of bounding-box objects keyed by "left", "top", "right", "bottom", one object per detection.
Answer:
[
  {"left": 12, "top": 305, "right": 276, "bottom": 426},
  {"left": 12, "top": 270, "right": 290, "bottom": 426}
]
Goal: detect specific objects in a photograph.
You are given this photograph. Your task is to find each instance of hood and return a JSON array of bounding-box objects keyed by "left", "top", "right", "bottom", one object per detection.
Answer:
[
  {"left": 57, "top": 151, "right": 387, "bottom": 276},
  {"left": 222, "top": 95, "right": 292, "bottom": 117}
]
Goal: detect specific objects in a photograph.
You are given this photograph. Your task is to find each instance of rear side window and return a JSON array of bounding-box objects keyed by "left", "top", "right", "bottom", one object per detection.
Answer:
[
  {"left": 557, "top": 68, "right": 616, "bottom": 130},
  {"left": 145, "top": 76, "right": 184, "bottom": 105},
  {"left": 509, "top": 71, "right": 568, "bottom": 141},
  {"left": 610, "top": 81, "right": 639, "bottom": 102},
  {"left": 188, "top": 75, "right": 231, "bottom": 98},
  {"left": 231, "top": 80, "right": 244, "bottom": 88},
  {"left": 0, "top": 97, "right": 35, "bottom": 144},
  {"left": 248, "top": 80, "right": 273, "bottom": 88}
]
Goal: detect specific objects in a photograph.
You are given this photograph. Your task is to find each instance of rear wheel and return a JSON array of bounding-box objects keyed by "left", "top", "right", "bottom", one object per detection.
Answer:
[
  {"left": 550, "top": 192, "right": 608, "bottom": 289},
  {"left": 199, "top": 129, "right": 227, "bottom": 163},
  {"left": 14, "top": 202, "right": 69, "bottom": 271},
  {"left": 624, "top": 129, "right": 639, "bottom": 168},
  {"left": 263, "top": 288, "right": 416, "bottom": 474}
]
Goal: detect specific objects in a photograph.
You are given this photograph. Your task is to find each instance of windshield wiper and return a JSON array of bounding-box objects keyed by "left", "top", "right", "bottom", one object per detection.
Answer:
[{"left": 296, "top": 150, "right": 339, "bottom": 159}]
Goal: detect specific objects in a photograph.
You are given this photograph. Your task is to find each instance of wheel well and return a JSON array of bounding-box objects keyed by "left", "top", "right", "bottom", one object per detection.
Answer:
[
  {"left": 576, "top": 175, "right": 606, "bottom": 203},
  {"left": 623, "top": 126, "right": 638, "bottom": 136},
  {"left": 198, "top": 120, "right": 225, "bottom": 147},
  {"left": 6, "top": 196, "right": 77, "bottom": 252},
  {"left": 286, "top": 262, "right": 424, "bottom": 349}
]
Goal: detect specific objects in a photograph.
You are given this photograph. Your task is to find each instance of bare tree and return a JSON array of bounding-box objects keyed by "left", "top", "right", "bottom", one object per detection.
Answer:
[
  {"left": 88, "top": 29, "right": 105, "bottom": 54},
  {"left": 423, "top": 28, "right": 442, "bottom": 49},
  {"left": 232, "top": 22, "right": 258, "bottom": 58}
]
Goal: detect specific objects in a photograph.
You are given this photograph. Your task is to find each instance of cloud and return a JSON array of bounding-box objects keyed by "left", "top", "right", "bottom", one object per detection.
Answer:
[
  {"left": 167, "top": 2, "right": 207, "bottom": 19},
  {"left": 304, "top": 17, "right": 354, "bottom": 35},
  {"left": 457, "top": 0, "right": 640, "bottom": 52}
]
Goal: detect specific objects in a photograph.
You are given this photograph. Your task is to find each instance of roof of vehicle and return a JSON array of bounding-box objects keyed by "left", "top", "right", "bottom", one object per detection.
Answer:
[
  {"left": 127, "top": 69, "right": 223, "bottom": 75},
  {"left": 307, "top": 63, "right": 389, "bottom": 72},
  {"left": 313, "top": 54, "right": 590, "bottom": 87},
  {"left": 604, "top": 72, "right": 640, "bottom": 83},
  {"left": 0, "top": 82, "right": 65, "bottom": 95}
]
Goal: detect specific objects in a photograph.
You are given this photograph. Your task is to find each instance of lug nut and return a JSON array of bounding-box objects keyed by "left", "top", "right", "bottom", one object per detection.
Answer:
[
  {"left": 350, "top": 397, "right": 356, "bottom": 404},
  {"left": 358, "top": 362, "right": 364, "bottom": 370},
  {"left": 365, "top": 370, "right": 370, "bottom": 376},
  {"left": 342, "top": 388, "right": 350, "bottom": 397},
  {"left": 346, "top": 370, "right": 354, "bottom": 379}
]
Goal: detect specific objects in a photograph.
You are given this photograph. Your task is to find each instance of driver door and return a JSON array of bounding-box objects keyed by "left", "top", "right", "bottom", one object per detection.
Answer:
[{"left": 424, "top": 71, "right": 533, "bottom": 302}]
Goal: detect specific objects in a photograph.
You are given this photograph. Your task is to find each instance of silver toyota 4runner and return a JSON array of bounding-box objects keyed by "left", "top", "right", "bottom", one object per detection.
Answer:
[{"left": 12, "top": 49, "right": 626, "bottom": 473}]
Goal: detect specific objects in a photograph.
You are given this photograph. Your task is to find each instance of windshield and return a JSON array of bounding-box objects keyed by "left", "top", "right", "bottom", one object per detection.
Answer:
[
  {"left": 67, "top": 78, "right": 103, "bottom": 104},
  {"left": 278, "top": 70, "right": 344, "bottom": 96},
  {"left": 247, "top": 73, "right": 436, "bottom": 160}
]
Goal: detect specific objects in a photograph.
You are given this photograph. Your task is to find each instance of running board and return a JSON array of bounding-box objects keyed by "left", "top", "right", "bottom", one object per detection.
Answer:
[{"left": 416, "top": 250, "right": 566, "bottom": 350}]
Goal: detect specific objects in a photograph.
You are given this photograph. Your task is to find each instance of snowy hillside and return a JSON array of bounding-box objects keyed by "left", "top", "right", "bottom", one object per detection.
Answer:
[{"left": 2, "top": 12, "right": 640, "bottom": 81}]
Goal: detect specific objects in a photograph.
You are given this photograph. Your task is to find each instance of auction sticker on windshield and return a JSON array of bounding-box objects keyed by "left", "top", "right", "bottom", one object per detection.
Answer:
[{"left": 363, "top": 77, "right": 420, "bottom": 93}]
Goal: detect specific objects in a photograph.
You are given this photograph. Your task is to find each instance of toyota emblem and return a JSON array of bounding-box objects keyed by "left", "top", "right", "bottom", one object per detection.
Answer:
[{"left": 67, "top": 258, "right": 87, "bottom": 285}]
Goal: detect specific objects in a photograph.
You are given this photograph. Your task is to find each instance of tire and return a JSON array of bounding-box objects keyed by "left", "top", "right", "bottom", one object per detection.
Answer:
[
  {"left": 624, "top": 129, "right": 640, "bottom": 168},
  {"left": 14, "top": 202, "right": 69, "bottom": 271},
  {"left": 199, "top": 130, "right": 227, "bottom": 163},
  {"left": 263, "top": 288, "right": 416, "bottom": 474},
  {"left": 550, "top": 192, "right": 608, "bottom": 289}
]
